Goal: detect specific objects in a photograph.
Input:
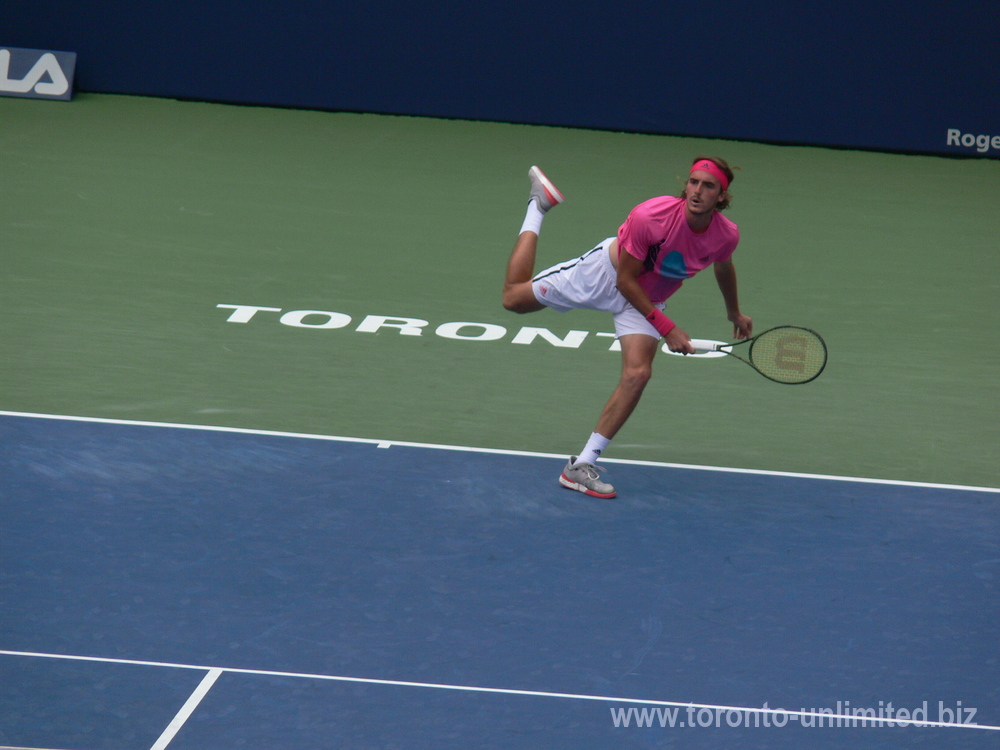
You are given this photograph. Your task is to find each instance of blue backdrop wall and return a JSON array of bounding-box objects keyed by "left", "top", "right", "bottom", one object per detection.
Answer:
[{"left": 2, "top": 0, "right": 997, "bottom": 157}]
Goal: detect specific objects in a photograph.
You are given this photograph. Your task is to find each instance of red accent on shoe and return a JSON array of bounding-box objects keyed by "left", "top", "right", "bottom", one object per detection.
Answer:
[{"left": 559, "top": 472, "right": 617, "bottom": 499}]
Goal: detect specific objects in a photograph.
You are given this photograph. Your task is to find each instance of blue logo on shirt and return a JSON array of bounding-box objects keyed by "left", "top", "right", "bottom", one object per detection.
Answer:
[{"left": 658, "top": 250, "right": 689, "bottom": 279}]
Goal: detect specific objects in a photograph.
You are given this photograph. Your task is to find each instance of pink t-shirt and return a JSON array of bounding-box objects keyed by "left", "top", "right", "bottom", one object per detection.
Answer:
[{"left": 617, "top": 196, "right": 739, "bottom": 303}]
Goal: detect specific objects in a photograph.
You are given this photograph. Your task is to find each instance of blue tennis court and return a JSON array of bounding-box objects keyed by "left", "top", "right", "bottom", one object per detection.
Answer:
[{"left": 2, "top": 411, "right": 997, "bottom": 748}]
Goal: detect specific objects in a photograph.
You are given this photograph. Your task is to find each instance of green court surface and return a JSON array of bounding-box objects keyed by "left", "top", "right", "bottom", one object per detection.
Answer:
[{"left": 2, "top": 93, "right": 997, "bottom": 489}]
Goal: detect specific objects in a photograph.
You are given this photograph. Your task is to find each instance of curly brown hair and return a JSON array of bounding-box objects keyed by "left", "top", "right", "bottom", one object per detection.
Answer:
[{"left": 679, "top": 156, "right": 736, "bottom": 211}]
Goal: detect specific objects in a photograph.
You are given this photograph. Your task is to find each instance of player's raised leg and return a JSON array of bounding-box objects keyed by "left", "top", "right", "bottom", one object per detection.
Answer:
[{"left": 502, "top": 166, "right": 564, "bottom": 313}]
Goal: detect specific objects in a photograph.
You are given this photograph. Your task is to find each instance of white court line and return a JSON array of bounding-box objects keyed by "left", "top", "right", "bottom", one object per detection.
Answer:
[
  {"left": 0, "top": 649, "right": 996, "bottom": 732},
  {"left": 2, "top": 409, "right": 997, "bottom": 493},
  {"left": 149, "top": 668, "right": 222, "bottom": 750}
]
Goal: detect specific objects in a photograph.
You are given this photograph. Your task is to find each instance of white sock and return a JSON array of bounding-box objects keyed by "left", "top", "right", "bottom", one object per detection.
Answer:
[
  {"left": 519, "top": 199, "right": 546, "bottom": 236},
  {"left": 577, "top": 432, "right": 611, "bottom": 466}
]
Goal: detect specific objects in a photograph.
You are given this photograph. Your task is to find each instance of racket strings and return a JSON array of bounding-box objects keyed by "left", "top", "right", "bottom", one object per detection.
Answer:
[{"left": 749, "top": 328, "right": 827, "bottom": 384}]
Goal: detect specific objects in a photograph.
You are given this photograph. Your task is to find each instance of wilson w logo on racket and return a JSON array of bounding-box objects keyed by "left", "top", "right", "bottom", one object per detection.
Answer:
[
  {"left": 773, "top": 334, "right": 811, "bottom": 373},
  {"left": 689, "top": 326, "right": 828, "bottom": 384}
]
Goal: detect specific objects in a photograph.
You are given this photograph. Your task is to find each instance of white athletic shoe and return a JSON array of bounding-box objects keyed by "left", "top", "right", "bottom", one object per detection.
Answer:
[
  {"left": 559, "top": 456, "right": 616, "bottom": 499},
  {"left": 528, "top": 165, "right": 565, "bottom": 213}
]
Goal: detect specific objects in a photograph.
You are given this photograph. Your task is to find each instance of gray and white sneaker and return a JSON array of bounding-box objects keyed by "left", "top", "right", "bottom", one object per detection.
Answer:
[
  {"left": 528, "top": 165, "right": 565, "bottom": 213},
  {"left": 559, "top": 456, "right": 616, "bottom": 499}
]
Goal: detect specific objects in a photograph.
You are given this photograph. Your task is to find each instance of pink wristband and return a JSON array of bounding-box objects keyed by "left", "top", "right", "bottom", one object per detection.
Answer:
[{"left": 645, "top": 309, "right": 676, "bottom": 337}]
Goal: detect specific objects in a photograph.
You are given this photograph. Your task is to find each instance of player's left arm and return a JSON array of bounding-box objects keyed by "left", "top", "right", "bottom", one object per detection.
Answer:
[{"left": 713, "top": 259, "right": 753, "bottom": 340}]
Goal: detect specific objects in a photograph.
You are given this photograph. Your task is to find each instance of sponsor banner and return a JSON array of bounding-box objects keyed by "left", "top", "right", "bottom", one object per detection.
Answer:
[
  {"left": 945, "top": 128, "right": 1000, "bottom": 156},
  {"left": 0, "top": 5, "right": 997, "bottom": 156},
  {"left": 0, "top": 46, "right": 77, "bottom": 100}
]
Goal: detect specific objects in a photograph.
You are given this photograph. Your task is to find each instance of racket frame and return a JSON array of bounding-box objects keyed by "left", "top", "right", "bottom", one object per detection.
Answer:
[{"left": 690, "top": 326, "right": 827, "bottom": 384}]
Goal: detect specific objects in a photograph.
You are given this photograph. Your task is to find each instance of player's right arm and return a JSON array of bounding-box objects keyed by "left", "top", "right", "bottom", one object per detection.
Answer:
[{"left": 616, "top": 251, "right": 693, "bottom": 353}]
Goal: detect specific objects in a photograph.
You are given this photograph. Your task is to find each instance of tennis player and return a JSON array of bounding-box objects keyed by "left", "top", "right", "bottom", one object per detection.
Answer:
[{"left": 502, "top": 158, "right": 753, "bottom": 498}]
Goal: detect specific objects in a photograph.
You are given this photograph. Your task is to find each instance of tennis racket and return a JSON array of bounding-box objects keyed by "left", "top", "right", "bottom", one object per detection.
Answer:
[{"left": 689, "top": 326, "right": 827, "bottom": 384}]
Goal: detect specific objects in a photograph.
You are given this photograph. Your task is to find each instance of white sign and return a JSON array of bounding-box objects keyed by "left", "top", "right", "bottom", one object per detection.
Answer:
[
  {"left": 0, "top": 46, "right": 77, "bottom": 100},
  {"left": 217, "top": 303, "right": 726, "bottom": 356}
]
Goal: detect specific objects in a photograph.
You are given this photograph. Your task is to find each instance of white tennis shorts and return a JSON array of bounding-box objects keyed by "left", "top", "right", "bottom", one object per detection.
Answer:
[{"left": 531, "top": 237, "right": 664, "bottom": 339}]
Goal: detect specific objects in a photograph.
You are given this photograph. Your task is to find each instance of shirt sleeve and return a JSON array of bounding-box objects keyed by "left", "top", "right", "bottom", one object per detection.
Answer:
[
  {"left": 716, "top": 226, "right": 740, "bottom": 264},
  {"left": 617, "top": 203, "right": 659, "bottom": 262}
]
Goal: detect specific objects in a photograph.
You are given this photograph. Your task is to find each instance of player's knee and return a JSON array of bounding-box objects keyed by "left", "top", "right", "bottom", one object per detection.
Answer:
[
  {"left": 621, "top": 363, "right": 653, "bottom": 392},
  {"left": 501, "top": 291, "right": 521, "bottom": 312},
  {"left": 502, "top": 284, "right": 536, "bottom": 313}
]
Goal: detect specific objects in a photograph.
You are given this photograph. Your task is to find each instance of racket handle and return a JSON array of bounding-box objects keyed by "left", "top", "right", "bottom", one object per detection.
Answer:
[{"left": 689, "top": 339, "right": 721, "bottom": 353}]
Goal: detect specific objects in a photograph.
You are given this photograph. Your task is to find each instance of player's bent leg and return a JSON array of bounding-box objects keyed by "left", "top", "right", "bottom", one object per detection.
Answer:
[
  {"left": 503, "top": 223, "right": 542, "bottom": 311},
  {"left": 502, "top": 280, "right": 545, "bottom": 313},
  {"left": 504, "top": 167, "right": 565, "bottom": 312}
]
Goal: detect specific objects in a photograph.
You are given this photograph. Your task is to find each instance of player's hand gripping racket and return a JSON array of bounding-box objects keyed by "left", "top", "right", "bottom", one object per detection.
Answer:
[{"left": 689, "top": 326, "right": 828, "bottom": 384}]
